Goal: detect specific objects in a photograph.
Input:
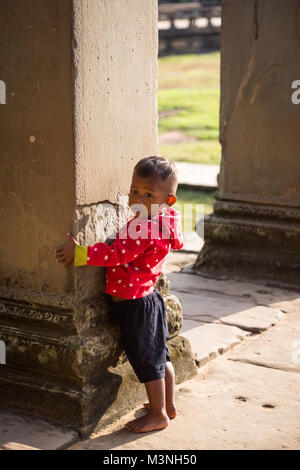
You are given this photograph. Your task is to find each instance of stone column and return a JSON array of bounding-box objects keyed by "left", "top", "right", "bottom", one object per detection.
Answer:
[
  {"left": 194, "top": 0, "right": 300, "bottom": 289},
  {"left": 0, "top": 0, "right": 196, "bottom": 437}
]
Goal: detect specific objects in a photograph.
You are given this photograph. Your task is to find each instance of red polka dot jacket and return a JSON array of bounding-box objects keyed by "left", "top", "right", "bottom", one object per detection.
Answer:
[{"left": 74, "top": 207, "right": 184, "bottom": 299}]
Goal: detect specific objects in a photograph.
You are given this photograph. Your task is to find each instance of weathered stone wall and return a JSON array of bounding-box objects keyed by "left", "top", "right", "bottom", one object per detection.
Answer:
[
  {"left": 194, "top": 0, "right": 300, "bottom": 287},
  {"left": 219, "top": 0, "right": 300, "bottom": 206},
  {"left": 0, "top": 0, "right": 197, "bottom": 436},
  {"left": 0, "top": 0, "right": 75, "bottom": 294}
]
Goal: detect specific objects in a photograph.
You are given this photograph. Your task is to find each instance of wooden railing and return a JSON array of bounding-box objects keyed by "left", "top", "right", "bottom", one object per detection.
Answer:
[{"left": 158, "top": 2, "right": 221, "bottom": 55}]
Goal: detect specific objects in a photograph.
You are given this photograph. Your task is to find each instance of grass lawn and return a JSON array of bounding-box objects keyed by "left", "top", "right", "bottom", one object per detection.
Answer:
[
  {"left": 159, "top": 140, "right": 220, "bottom": 165},
  {"left": 158, "top": 88, "right": 219, "bottom": 140},
  {"left": 158, "top": 52, "right": 221, "bottom": 90},
  {"left": 158, "top": 52, "right": 221, "bottom": 166}
]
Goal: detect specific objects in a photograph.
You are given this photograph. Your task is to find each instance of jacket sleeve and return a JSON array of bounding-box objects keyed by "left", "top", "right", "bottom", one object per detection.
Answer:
[
  {"left": 170, "top": 212, "right": 184, "bottom": 250},
  {"left": 171, "top": 234, "right": 184, "bottom": 250},
  {"left": 74, "top": 220, "right": 152, "bottom": 267}
]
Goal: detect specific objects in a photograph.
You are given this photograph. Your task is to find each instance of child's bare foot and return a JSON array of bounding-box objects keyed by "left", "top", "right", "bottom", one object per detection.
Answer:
[
  {"left": 125, "top": 412, "right": 169, "bottom": 433},
  {"left": 143, "top": 402, "right": 177, "bottom": 419}
]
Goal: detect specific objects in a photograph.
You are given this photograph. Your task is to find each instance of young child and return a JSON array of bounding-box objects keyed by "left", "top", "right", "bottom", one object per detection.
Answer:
[{"left": 54, "top": 156, "right": 184, "bottom": 433}]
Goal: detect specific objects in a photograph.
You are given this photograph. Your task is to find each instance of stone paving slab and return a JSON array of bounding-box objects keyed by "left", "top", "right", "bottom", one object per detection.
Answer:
[
  {"left": 181, "top": 319, "right": 251, "bottom": 366},
  {"left": 167, "top": 271, "right": 299, "bottom": 314},
  {"left": 228, "top": 310, "right": 300, "bottom": 374},
  {"left": 176, "top": 270, "right": 300, "bottom": 314},
  {"left": 0, "top": 270, "right": 295, "bottom": 450},
  {"left": 66, "top": 353, "right": 300, "bottom": 450},
  {"left": 164, "top": 252, "right": 198, "bottom": 274},
  {"left": 180, "top": 231, "right": 204, "bottom": 253},
  {"left": 171, "top": 290, "right": 284, "bottom": 333},
  {"left": 175, "top": 161, "right": 219, "bottom": 189},
  {"left": 0, "top": 407, "right": 79, "bottom": 450}
]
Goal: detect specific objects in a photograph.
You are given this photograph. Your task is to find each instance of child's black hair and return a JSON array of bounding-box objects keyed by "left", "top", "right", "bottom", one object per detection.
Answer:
[{"left": 134, "top": 155, "right": 178, "bottom": 183}]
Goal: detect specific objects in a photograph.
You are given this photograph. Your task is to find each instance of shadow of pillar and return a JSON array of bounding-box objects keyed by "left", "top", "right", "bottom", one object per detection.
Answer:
[{"left": 88, "top": 271, "right": 197, "bottom": 438}]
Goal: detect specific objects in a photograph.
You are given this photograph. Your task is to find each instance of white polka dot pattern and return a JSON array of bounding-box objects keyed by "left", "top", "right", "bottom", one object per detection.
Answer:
[{"left": 84, "top": 207, "right": 184, "bottom": 300}]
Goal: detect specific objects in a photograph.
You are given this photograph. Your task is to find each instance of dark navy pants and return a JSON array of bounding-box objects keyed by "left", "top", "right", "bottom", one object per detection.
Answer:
[{"left": 113, "top": 289, "right": 171, "bottom": 383}]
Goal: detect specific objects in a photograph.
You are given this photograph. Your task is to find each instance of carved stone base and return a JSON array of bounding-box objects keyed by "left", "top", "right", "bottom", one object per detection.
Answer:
[
  {"left": 0, "top": 272, "right": 197, "bottom": 437},
  {"left": 193, "top": 200, "right": 300, "bottom": 289},
  {"left": 0, "top": 293, "right": 122, "bottom": 432}
]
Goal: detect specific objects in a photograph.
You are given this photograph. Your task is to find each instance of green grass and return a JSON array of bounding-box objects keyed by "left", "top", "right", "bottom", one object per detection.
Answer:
[
  {"left": 173, "top": 188, "right": 216, "bottom": 233},
  {"left": 159, "top": 140, "right": 221, "bottom": 165},
  {"left": 158, "top": 52, "right": 220, "bottom": 90},
  {"left": 158, "top": 88, "right": 220, "bottom": 140},
  {"left": 158, "top": 52, "right": 221, "bottom": 165}
]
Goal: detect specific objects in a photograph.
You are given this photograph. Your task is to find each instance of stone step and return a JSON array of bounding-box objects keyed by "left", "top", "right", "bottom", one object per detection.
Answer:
[
  {"left": 167, "top": 271, "right": 286, "bottom": 370},
  {"left": 175, "top": 161, "right": 219, "bottom": 190},
  {"left": 180, "top": 231, "right": 204, "bottom": 252},
  {"left": 227, "top": 309, "right": 300, "bottom": 374},
  {"left": 181, "top": 320, "right": 251, "bottom": 367},
  {"left": 0, "top": 406, "right": 79, "bottom": 450}
]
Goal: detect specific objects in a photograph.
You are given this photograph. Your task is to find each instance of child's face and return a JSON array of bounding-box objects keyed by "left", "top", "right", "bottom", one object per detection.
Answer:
[{"left": 128, "top": 170, "right": 174, "bottom": 218}]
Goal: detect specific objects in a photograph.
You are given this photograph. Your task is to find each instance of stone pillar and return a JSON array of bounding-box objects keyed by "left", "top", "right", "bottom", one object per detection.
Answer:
[
  {"left": 0, "top": 0, "right": 196, "bottom": 437},
  {"left": 194, "top": 0, "right": 300, "bottom": 289}
]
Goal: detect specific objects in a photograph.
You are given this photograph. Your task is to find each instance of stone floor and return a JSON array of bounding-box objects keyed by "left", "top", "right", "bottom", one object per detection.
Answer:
[
  {"left": 176, "top": 161, "right": 219, "bottom": 190},
  {"left": 181, "top": 231, "right": 204, "bottom": 253},
  {"left": 1, "top": 249, "right": 300, "bottom": 450},
  {"left": 163, "top": 249, "right": 198, "bottom": 274},
  {"left": 67, "top": 307, "right": 300, "bottom": 450}
]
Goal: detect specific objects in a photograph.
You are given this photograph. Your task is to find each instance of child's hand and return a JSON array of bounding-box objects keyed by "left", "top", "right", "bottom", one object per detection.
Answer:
[{"left": 54, "top": 233, "right": 77, "bottom": 267}]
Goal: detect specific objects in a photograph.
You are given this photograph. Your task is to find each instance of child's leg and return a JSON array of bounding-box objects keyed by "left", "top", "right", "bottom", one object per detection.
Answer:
[
  {"left": 125, "top": 378, "right": 169, "bottom": 433},
  {"left": 143, "top": 360, "right": 177, "bottom": 418},
  {"left": 164, "top": 360, "right": 177, "bottom": 416}
]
